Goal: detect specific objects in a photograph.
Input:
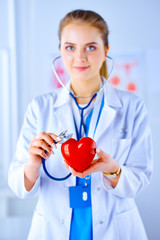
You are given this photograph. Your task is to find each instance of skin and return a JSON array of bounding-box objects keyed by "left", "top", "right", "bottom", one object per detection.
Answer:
[
  {"left": 24, "top": 133, "right": 61, "bottom": 191},
  {"left": 24, "top": 22, "right": 120, "bottom": 191},
  {"left": 64, "top": 149, "right": 120, "bottom": 188},
  {"left": 60, "top": 23, "right": 108, "bottom": 104}
]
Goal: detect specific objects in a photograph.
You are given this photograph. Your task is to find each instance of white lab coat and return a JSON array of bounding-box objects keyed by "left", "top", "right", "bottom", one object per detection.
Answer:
[{"left": 8, "top": 81, "right": 153, "bottom": 240}]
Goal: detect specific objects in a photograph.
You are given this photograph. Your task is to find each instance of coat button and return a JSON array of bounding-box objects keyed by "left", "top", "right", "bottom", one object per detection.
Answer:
[
  {"left": 97, "top": 187, "right": 101, "bottom": 191},
  {"left": 99, "top": 220, "right": 104, "bottom": 224}
]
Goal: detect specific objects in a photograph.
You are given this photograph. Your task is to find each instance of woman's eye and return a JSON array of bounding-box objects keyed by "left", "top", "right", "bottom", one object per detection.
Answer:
[
  {"left": 86, "top": 46, "right": 96, "bottom": 51},
  {"left": 66, "top": 46, "right": 74, "bottom": 51}
]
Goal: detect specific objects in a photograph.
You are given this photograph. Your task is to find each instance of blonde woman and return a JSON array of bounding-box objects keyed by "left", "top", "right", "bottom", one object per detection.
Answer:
[{"left": 8, "top": 9, "right": 152, "bottom": 240}]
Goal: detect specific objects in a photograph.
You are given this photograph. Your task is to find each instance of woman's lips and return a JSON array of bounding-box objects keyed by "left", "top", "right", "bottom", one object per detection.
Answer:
[{"left": 74, "top": 66, "right": 89, "bottom": 71}]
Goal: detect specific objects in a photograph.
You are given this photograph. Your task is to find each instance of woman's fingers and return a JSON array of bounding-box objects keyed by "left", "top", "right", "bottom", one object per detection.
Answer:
[
  {"left": 63, "top": 148, "right": 118, "bottom": 178},
  {"left": 63, "top": 160, "right": 86, "bottom": 178},
  {"left": 34, "top": 132, "right": 60, "bottom": 149},
  {"left": 63, "top": 161, "right": 75, "bottom": 174},
  {"left": 96, "top": 148, "right": 119, "bottom": 173},
  {"left": 32, "top": 132, "right": 62, "bottom": 153},
  {"left": 29, "top": 132, "right": 62, "bottom": 166},
  {"left": 29, "top": 145, "right": 49, "bottom": 159},
  {"left": 31, "top": 139, "right": 53, "bottom": 154},
  {"left": 96, "top": 148, "right": 110, "bottom": 158}
]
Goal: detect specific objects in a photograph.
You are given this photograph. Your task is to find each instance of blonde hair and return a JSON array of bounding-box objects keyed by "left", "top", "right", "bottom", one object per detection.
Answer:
[{"left": 58, "top": 9, "right": 109, "bottom": 79}]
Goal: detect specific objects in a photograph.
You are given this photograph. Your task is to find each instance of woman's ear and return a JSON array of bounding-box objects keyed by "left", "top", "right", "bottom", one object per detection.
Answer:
[{"left": 105, "top": 45, "right": 110, "bottom": 57}]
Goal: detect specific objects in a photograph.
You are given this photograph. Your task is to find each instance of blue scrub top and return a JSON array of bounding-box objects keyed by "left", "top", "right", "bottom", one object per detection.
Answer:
[{"left": 69, "top": 95, "right": 104, "bottom": 240}]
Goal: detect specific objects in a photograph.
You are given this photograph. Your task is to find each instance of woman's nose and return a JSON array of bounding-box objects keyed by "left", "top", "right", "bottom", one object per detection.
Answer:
[{"left": 75, "top": 49, "right": 87, "bottom": 63}]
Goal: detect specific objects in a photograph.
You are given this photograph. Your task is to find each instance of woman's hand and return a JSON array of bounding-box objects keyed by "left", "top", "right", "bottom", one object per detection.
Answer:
[
  {"left": 64, "top": 148, "right": 121, "bottom": 188},
  {"left": 24, "top": 132, "right": 61, "bottom": 191},
  {"left": 28, "top": 132, "right": 61, "bottom": 167}
]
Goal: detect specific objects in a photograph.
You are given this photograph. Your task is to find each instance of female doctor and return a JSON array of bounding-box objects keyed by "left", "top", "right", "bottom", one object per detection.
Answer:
[{"left": 8, "top": 9, "right": 153, "bottom": 240}]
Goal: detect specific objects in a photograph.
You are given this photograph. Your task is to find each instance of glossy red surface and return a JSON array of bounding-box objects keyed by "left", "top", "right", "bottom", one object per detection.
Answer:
[{"left": 61, "top": 137, "right": 96, "bottom": 172}]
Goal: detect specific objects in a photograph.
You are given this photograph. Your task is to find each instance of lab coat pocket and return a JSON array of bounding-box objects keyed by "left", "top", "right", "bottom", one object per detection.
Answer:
[
  {"left": 27, "top": 210, "right": 45, "bottom": 240},
  {"left": 112, "top": 138, "right": 131, "bottom": 164},
  {"left": 113, "top": 207, "right": 147, "bottom": 240}
]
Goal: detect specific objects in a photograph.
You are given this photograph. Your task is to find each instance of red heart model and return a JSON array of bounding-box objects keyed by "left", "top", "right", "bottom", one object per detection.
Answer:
[{"left": 61, "top": 137, "right": 96, "bottom": 172}]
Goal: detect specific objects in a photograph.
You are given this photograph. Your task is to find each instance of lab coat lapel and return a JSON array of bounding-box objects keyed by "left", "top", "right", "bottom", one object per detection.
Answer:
[
  {"left": 93, "top": 105, "right": 116, "bottom": 143},
  {"left": 52, "top": 84, "right": 77, "bottom": 139},
  {"left": 52, "top": 81, "right": 122, "bottom": 143},
  {"left": 94, "top": 82, "right": 122, "bottom": 143},
  {"left": 55, "top": 104, "right": 77, "bottom": 139}
]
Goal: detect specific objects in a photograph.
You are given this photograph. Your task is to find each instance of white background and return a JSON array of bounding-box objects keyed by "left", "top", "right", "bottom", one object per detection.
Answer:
[{"left": 0, "top": 0, "right": 160, "bottom": 239}]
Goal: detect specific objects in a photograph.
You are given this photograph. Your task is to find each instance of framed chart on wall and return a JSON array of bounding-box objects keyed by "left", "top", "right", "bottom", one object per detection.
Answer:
[{"left": 109, "top": 51, "right": 145, "bottom": 98}]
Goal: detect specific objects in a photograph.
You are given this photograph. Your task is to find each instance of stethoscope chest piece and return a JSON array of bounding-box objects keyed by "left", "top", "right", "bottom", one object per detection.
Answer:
[{"left": 58, "top": 130, "right": 73, "bottom": 144}]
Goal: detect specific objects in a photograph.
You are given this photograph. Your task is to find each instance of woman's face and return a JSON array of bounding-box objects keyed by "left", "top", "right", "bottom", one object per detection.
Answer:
[{"left": 60, "top": 23, "right": 108, "bottom": 82}]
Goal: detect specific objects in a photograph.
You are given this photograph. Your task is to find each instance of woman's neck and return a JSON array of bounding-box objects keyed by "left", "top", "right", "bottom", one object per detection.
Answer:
[{"left": 70, "top": 76, "right": 101, "bottom": 104}]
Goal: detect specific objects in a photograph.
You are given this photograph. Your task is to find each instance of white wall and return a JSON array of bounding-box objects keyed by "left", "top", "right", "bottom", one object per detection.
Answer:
[{"left": 0, "top": 0, "right": 160, "bottom": 239}]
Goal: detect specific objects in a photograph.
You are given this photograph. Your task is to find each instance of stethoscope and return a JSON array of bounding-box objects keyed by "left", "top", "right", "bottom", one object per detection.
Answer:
[
  {"left": 42, "top": 55, "right": 114, "bottom": 181},
  {"left": 52, "top": 55, "right": 114, "bottom": 98},
  {"left": 42, "top": 130, "right": 73, "bottom": 181}
]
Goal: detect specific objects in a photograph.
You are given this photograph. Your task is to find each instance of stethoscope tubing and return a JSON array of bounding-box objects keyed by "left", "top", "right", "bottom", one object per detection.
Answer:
[
  {"left": 42, "top": 155, "right": 72, "bottom": 181},
  {"left": 42, "top": 55, "right": 114, "bottom": 181},
  {"left": 42, "top": 140, "right": 72, "bottom": 181},
  {"left": 52, "top": 55, "right": 114, "bottom": 98}
]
